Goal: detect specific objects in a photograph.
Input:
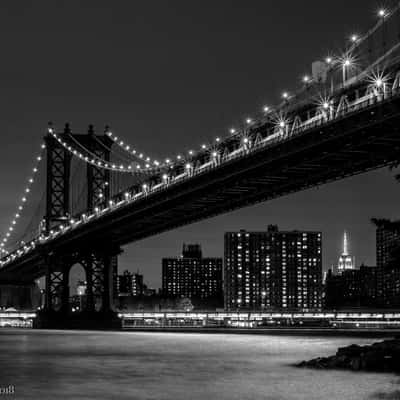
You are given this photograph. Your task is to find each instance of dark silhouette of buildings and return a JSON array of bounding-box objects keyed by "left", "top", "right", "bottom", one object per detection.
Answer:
[
  {"left": 117, "top": 270, "right": 144, "bottom": 297},
  {"left": 324, "top": 265, "right": 378, "bottom": 309},
  {"left": 224, "top": 226, "right": 322, "bottom": 311},
  {"left": 162, "top": 244, "right": 223, "bottom": 309}
]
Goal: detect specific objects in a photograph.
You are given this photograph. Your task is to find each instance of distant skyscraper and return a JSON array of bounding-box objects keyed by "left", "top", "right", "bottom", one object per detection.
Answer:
[
  {"left": 337, "top": 231, "right": 355, "bottom": 274},
  {"left": 162, "top": 244, "right": 223, "bottom": 305},
  {"left": 224, "top": 226, "right": 322, "bottom": 311}
]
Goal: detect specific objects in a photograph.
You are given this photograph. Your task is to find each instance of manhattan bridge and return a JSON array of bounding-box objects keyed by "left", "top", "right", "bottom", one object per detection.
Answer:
[{"left": 1, "top": 7, "right": 400, "bottom": 327}]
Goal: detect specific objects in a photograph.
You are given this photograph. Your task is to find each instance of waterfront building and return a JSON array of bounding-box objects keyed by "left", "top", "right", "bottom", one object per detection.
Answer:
[
  {"left": 337, "top": 231, "right": 355, "bottom": 274},
  {"left": 162, "top": 244, "right": 223, "bottom": 307},
  {"left": 375, "top": 219, "right": 400, "bottom": 306},
  {"left": 224, "top": 225, "right": 322, "bottom": 311},
  {"left": 117, "top": 270, "right": 144, "bottom": 297}
]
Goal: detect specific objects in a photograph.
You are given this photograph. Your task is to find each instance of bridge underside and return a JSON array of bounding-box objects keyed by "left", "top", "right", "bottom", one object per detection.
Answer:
[{"left": 2, "top": 95, "right": 400, "bottom": 283}]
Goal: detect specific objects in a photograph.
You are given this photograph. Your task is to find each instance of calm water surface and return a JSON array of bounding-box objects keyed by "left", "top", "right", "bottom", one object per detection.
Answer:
[{"left": 0, "top": 329, "right": 399, "bottom": 400}]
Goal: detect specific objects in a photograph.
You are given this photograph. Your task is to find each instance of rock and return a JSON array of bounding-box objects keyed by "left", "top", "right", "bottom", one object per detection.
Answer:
[{"left": 297, "top": 339, "right": 400, "bottom": 373}]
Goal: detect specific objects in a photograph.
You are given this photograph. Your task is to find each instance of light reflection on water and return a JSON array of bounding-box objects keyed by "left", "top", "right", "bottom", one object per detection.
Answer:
[{"left": 0, "top": 330, "right": 398, "bottom": 400}]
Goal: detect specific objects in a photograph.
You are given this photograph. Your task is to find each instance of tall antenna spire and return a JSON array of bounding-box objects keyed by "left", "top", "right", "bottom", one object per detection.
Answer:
[{"left": 343, "top": 230, "right": 349, "bottom": 256}]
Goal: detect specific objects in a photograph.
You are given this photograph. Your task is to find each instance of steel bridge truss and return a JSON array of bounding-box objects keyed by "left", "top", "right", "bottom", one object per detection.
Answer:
[{"left": 44, "top": 125, "right": 118, "bottom": 314}]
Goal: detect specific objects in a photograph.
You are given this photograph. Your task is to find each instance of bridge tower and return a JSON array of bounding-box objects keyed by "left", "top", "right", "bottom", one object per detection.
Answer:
[{"left": 43, "top": 124, "right": 119, "bottom": 323}]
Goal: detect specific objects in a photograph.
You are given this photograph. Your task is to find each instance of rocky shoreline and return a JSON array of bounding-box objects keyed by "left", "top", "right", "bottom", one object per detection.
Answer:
[{"left": 297, "top": 339, "right": 400, "bottom": 372}]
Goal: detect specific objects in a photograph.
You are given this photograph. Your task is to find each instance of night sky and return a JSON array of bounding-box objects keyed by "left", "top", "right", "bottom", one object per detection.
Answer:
[{"left": 1, "top": 0, "right": 400, "bottom": 289}]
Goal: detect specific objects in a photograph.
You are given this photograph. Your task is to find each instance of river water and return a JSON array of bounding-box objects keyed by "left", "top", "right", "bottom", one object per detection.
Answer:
[{"left": 0, "top": 330, "right": 399, "bottom": 399}]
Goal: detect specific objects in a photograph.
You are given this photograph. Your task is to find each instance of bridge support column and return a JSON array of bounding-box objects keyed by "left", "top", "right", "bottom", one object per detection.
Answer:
[
  {"left": 80, "top": 247, "right": 120, "bottom": 313},
  {"left": 44, "top": 255, "right": 71, "bottom": 313},
  {"left": 45, "top": 124, "right": 72, "bottom": 232}
]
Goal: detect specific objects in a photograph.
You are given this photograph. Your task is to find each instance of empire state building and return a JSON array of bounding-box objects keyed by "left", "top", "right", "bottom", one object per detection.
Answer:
[{"left": 337, "top": 231, "right": 355, "bottom": 274}]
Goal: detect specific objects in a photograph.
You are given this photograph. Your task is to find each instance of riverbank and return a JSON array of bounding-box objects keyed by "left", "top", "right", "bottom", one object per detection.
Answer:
[
  {"left": 121, "top": 326, "right": 400, "bottom": 337},
  {"left": 298, "top": 339, "right": 400, "bottom": 372}
]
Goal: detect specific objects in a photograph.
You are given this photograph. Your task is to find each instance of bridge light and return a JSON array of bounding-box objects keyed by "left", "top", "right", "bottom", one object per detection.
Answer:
[
  {"left": 343, "top": 58, "right": 351, "bottom": 67},
  {"left": 188, "top": 150, "right": 194, "bottom": 156},
  {"left": 162, "top": 174, "right": 168, "bottom": 181},
  {"left": 215, "top": 137, "right": 221, "bottom": 142},
  {"left": 303, "top": 75, "right": 310, "bottom": 83},
  {"left": 325, "top": 57, "right": 333, "bottom": 64},
  {"left": 350, "top": 34, "right": 358, "bottom": 43},
  {"left": 22, "top": 197, "right": 26, "bottom": 202},
  {"left": 139, "top": 153, "right": 143, "bottom": 159},
  {"left": 263, "top": 106, "right": 270, "bottom": 113},
  {"left": 279, "top": 121, "right": 286, "bottom": 128},
  {"left": 37, "top": 156, "right": 42, "bottom": 161},
  {"left": 323, "top": 102, "right": 330, "bottom": 110},
  {"left": 41, "top": 144, "right": 46, "bottom": 149},
  {"left": 176, "top": 155, "right": 182, "bottom": 160},
  {"left": 125, "top": 145, "right": 130, "bottom": 150},
  {"left": 146, "top": 157, "right": 150, "bottom": 162},
  {"left": 185, "top": 163, "right": 192, "bottom": 170},
  {"left": 124, "top": 192, "right": 130, "bottom": 199},
  {"left": 70, "top": 219, "right": 75, "bottom": 224},
  {"left": 378, "top": 9, "right": 386, "bottom": 17},
  {"left": 243, "top": 137, "right": 249, "bottom": 144},
  {"left": 282, "top": 92, "right": 289, "bottom": 100},
  {"left": 246, "top": 118, "right": 252, "bottom": 124},
  {"left": 375, "top": 78, "right": 383, "bottom": 87},
  {"left": 142, "top": 184, "right": 148, "bottom": 190},
  {"left": 33, "top": 168, "right": 38, "bottom": 172},
  {"left": 212, "top": 151, "right": 218, "bottom": 157},
  {"left": 136, "top": 165, "right": 141, "bottom": 169}
]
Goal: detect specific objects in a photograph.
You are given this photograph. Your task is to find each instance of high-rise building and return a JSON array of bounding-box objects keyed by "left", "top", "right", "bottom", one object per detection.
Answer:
[
  {"left": 117, "top": 270, "right": 144, "bottom": 297},
  {"left": 224, "top": 226, "right": 322, "bottom": 311},
  {"left": 337, "top": 231, "right": 355, "bottom": 274},
  {"left": 375, "top": 219, "right": 400, "bottom": 307},
  {"left": 162, "top": 244, "right": 223, "bottom": 307}
]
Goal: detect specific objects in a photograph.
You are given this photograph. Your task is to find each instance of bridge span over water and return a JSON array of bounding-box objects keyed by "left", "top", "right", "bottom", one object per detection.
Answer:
[{"left": 1, "top": 7, "right": 400, "bottom": 327}]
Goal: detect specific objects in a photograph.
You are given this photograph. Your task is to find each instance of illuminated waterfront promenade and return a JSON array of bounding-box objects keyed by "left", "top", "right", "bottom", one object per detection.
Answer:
[
  {"left": 1, "top": 311, "right": 400, "bottom": 333},
  {"left": 118, "top": 311, "right": 400, "bottom": 333}
]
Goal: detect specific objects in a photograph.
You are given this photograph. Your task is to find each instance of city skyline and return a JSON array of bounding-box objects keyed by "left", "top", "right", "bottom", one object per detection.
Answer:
[
  {"left": 2, "top": 0, "right": 400, "bottom": 288},
  {"left": 1, "top": 2, "right": 400, "bottom": 399}
]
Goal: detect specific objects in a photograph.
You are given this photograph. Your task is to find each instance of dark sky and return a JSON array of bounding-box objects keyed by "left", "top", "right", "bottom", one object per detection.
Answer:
[{"left": 1, "top": 0, "right": 400, "bottom": 289}]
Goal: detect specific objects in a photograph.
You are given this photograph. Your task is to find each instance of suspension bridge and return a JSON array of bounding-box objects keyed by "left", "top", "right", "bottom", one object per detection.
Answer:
[{"left": 1, "top": 6, "right": 400, "bottom": 327}]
